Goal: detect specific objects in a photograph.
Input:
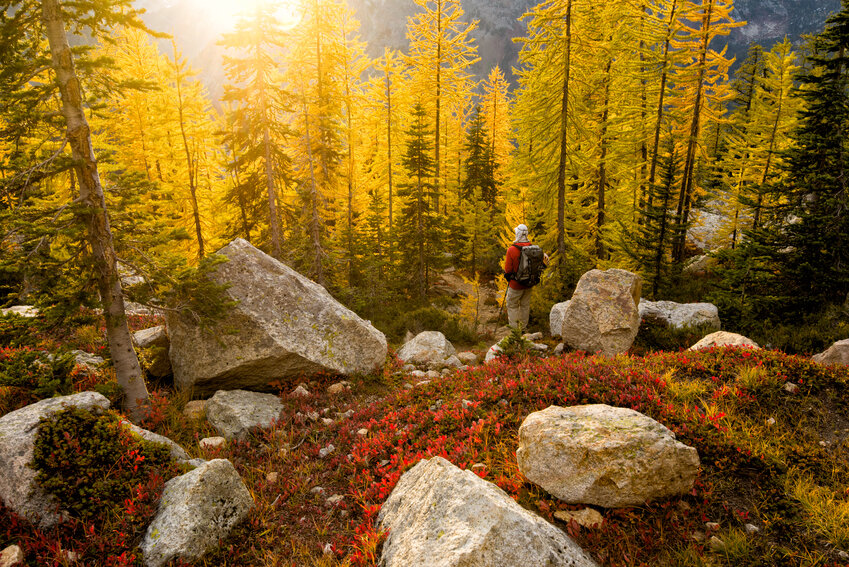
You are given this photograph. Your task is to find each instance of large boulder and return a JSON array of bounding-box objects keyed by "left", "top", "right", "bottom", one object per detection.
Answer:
[
  {"left": 378, "top": 456, "right": 598, "bottom": 567},
  {"left": 0, "top": 305, "right": 38, "bottom": 318},
  {"left": 168, "top": 239, "right": 387, "bottom": 395},
  {"left": 397, "top": 331, "right": 456, "bottom": 367},
  {"left": 0, "top": 392, "right": 111, "bottom": 527},
  {"left": 140, "top": 459, "right": 253, "bottom": 567},
  {"left": 205, "top": 390, "right": 283, "bottom": 441},
  {"left": 689, "top": 331, "right": 760, "bottom": 351},
  {"left": 638, "top": 299, "right": 720, "bottom": 331},
  {"left": 812, "top": 339, "right": 849, "bottom": 366},
  {"left": 549, "top": 301, "right": 570, "bottom": 338},
  {"left": 517, "top": 405, "right": 700, "bottom": 508},
  {"left": 561, "top": 270, "right": 642, "bottom": 356}
]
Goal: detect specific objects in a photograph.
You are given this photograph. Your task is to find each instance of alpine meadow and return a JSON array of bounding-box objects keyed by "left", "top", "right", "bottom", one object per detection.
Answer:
[{"left": 1, "top": 0, "right": 849, "bottom": 566}]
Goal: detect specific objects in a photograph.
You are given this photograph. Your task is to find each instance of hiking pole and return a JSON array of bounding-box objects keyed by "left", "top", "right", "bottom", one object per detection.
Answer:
[{"left": 497, "top": 282, "right": 507, "bottom": 322}]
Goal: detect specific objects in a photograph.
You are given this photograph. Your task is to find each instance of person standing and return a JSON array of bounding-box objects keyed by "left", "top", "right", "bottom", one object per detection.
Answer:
[{"left": 503, "top": 224, "right": 548, "bottom": 329}]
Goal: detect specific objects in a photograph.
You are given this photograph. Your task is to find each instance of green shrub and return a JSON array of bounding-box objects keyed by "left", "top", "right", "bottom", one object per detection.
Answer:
[
  {"left": 0, "top": 314, "right": 42, "bottom": 348},
  {"left": 32, "top": 406, "right": 175, "bottom": 523},
  {"left": 631, "top": 320, "right": 718, "bottom": 354},
  {"left": 385, "top": 306, "right": 477, "bottom": 345},
  {"left": 0, "top": 347, "right": 75, "bottom": 398}
]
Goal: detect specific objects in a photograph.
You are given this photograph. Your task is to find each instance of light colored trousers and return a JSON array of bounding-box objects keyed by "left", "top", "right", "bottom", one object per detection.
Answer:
[{"left": 506, "top": 287, "right": 532, "bottom": 329}]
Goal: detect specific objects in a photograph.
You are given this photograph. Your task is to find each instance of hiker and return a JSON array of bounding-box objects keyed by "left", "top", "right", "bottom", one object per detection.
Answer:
[{"left": 503, "top": 224, "right": 548, "bottom": 329}]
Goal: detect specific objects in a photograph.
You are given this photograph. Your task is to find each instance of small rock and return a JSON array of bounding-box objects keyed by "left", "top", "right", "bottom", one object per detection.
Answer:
[
  {"left": 416, "top": 380, "right": 431, "bottom": 387},
  {"left": 820, "top": 441, "right": 828, "bottom": 447},
  {"left": 321, "top": 418, "right": 334, "bottom": 425},
  {"left": 378, "top": 459, "right": 390, "bottom": 468},
  {"left": 767, "top": 417, "right": 776, "bottom": 426},
  {"left": 199, "top": 436, "right": 226, "bottom": 450},
  {"left": 325, "top": 495, "right": 345, "bottom": 507},
  {"left": 319, "top": 444, "right": 335, "bottom": 458},
  {"left": 291, "top": 385, "right": 311, "bottom": 398},
  {"left": 411, "top": 370, "right": 427, "bottom": 379},
  {"left": 63, "top": 550, "right": 79, "bottom": 564},
  {"left": 306, "top": 411, "right": 319, "bottom": 421},
  {"left": 441, "top": 368, "right": 451, "bottom": 375},
  {"left": 442, "top": 355, "right": 463, "bottom": 369},
  {"left": 783, "top": 382, "right": 799, "bottom": 394},
  {"left": 426, "top": 370, "right": 441, "bottom": 379},
  {"left": 837, "top": 550, "right": 849, "bottom": 561},
  {"left": 183, "top": 400, "right": 206, "bottom": 421},
  {"left": 337, "top": 410, "right": 355, "bottom": 419},
  {"left": 403, "top": 383, "right": 413, "bottom": 390},
  {"left": 458, "top": 365, "right": 470, "bottom": 371},
  {"left": 0, "top": 545, "right": 24, "bottom": 567},
  {"left": 310, "top": 487, "right": 326, "bottom": 495},
  {"left": 471, "top": 463, "right": 487, "bottom": 473},
  {"left": 553, "top": 343, "right": 565, "bottom": 355},
  {"left": 744, "top": 523, "right": 760, "bottom": 534},
  {"left": 323, "top": 543, "right": 333, "bottom": 555},
  {"left": 705, "top": 522, "right": 720, "bottom": 531},
  {"left": 691, "top": 531, "right": 706, "bottom": 543},
  {"left": 462, "top": 399, "right": 473, "bottom": 409},
  {"left": 266, "top": 472, "right": 279, "bottom": 485},
  {"left": 523, "top": 332, "right": 543, "bottom": 341},
  {"left": 357, "top": 428, "right": 368, "bottom": 436},
  {"left": 456, "top": 351, "right": 478, "bottom": 365},
  {"left": 709, "top": 536, "right": 726, "bottom": 552},
  {"left": 554, "top": 508, "right": 604, "bottom": 528},
  {"left": 0, "top": 305, "right": 38, "bottom": 318},
  {"left": 402, "top": 364, "right": 416, "bottom": 372},
  {"left": 327, "top": 381, "right": 351, "bottom": 395},
  {"left": 530, "top": 342, "right": 548, "bottom": 351}
]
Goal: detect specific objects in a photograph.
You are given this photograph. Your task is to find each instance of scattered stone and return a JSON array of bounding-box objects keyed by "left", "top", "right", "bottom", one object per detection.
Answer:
[
  {"left": 205, "top": 390, "right": 283, "bottom": 441},
  {"left": 837, "top": 550, "right": 849, "bottom": 561},
  {"left": 402, "top": 364, "right": 416, "bottom": 372},
  {"left": 140, "top": 459, "right": 253, "bottom": 567},
  {"left": 378, "top": 460, "right": 390, "bottom": 468},
  {"left": 561, "top": 269, "right": 642, "bottom": 356},
  {"left": 705, "top": 522, "right": 720, "bottom": 531},
  {"left": 426, "top": 370, "right": 441, "bottom": 379},
  {"left": 323, "top": 543, "right": 333, "bottom": 555},
  {"left": 415, "top": 380, "right": 431, "bottom": 387},
  {"left": 167, "top": 239, "right": 387, "bottom": 395},
  {"left": 689, "top": 331, "right": 760, "bottom": 351},
  {"left": 378, "top": 457, "right": 598, "bottom": 567},
  {"left": 767, "top": 417, "right": 776, "bottom": 426},
  {"left": 71, "top": 350, "right": 105, "bottom": 373},
  {"left": 456, "top": 351, "right": 478, "bottom": 365},
  {"left": 122, "top": 420, "right": 191, "bottom": 463},
  {"left": 134, "top": 326, "right": 169, "bottom": 350},
  {"left": 812, "top": 339, "right": 849, "bottom": 366},
  {"left": 554, "top": 508, "right": 604, "bottom": 528},
  {"left": 530, "top": 342, "right": 548, "bottom": 351},
  {"left": 397, "top": 331, "right": 456, "bottom": 366},
  {"left": 462, "top": 399, "right": 474, "bottom": 409},
  {"left": 337, "top": 410, "right": 354, "bottom": 420},
  {"left": 549, "top": 301, "right": 571, "bottom": 338},
  {"left": 63, "top": 550, "right": 79, "bottom": 564},
  {"left": 199, "top": 437, "right": 226, "bottom": 450},
  {"left": 441, "top": 368, "right": 451, "bottom": 375},
  {"left": 783, "top": 382, "right": 799, "bottom": 394},
  {"left": 0, "top": 545, "right": 24, "bottom": 567},
  {"left": 523, "top": 332, "right": 544, "bottom": 341},
  {"left": 319, "top": 444, "right": 335, "bottom": 458},
  {"left": 484, "top": 343, "right": 503, "bottom": 364},
  {"left": 709, "top": 536, "right": 726, "bottom": 552},
  {"left": 442, "top": 355, "right": 463, "bottom": 369},
  {"left": 458, "top": 365, "right": 470, "bottom": 371},
  {"left": 266, "top": 472, "right": 278, "bottom": 485},
  {"left": 691, "top": 531, "right": 706, "bottom": 543},
  {"left": 471, "top": 463, "right": 487, "bottom": 473},
  {"left": 0, "top": 392, "right": 110, "bottom": 528},
  {"left": 321, "top": 418, "right": 334, "bottom": 426},
  {"left": 494, "top": 325, "right": 512, "bottom": 341},
  {"left": 0, "top": 305, "right": 38, "bottom": 318},
  {"left": 133, "top": 326, "right": 172, "bottom": 377},
  {"left": 357, "top": 428, "right": 368, "bottom": 436},
  {"left": 327, "top": 381, "right": 351, "bottom": 395},
  {"left": 325, "top": 494, "right": 345, "bottom": 506},
  {"left": 517, "top": 404, "right": 700, "bottom": 508},
  {"left": 410, "top": 370, "right": 427, "bottom": 379},
  {"left": 290, "top": 384, "right": 311, "bottom": 398},
  {"left": 183, "top": 400, "right": 206, "bottom": 421},
  {"left": 310, "top": 487, "right": 325, "bottom": 495},
  {"left": 553, "top": 343, "right": 565, "bottom": 355},
  {"left": 638, "top": 299, "right": 721, "bottom": 331},
  {"left": 744, "top": 523, "right": 760, "bottom": 534}
]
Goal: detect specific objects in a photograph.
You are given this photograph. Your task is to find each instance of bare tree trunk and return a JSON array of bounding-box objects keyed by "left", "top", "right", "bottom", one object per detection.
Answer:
[
  {"left": 555, "top": 0, "right": 574, "bottom": 274},
  {"left": 385, "top": 66, "right": 394, "bottom": 266},
  {"left": 596, "top": 57, "right": 612, "bottom": 263},
  {"left": 434, "top": 0, "right": 443, "bottom": 214},
  {"left": 42, "top": 0, "right": 149, "bottom": 420}
]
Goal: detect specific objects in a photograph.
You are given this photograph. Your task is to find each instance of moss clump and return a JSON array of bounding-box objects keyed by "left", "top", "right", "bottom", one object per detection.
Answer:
[{"left": 32, "top": 406, "right": 175, "bottom": 523}]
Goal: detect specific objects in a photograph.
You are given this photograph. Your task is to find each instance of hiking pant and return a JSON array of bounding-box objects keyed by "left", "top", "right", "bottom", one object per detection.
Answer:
[{"left": 506, "top": 287, "right": 532, "bottom": 329}]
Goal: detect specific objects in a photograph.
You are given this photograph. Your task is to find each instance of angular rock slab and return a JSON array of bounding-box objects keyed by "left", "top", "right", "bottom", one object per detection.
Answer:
[
  {"left": 561, "top": 269, "right": 642, "bottom": 356},
  {"left": 688, "top": 331, "right": 760, "bottom": 351},
  {"left": 205, "top": 389, "right": 283, "bottom": 441},
  {"left": 378, "top": 456, "right": 597, "bottom": 567},
  {"left": 550, "top": 301, "right": 571, "bottom": 338},
  {"left": 140, "top": 459, "right": 253, "bottom": 567},
  {"left": 517, "top": 405, "right": 700, "bottom": 508},
  {"left": 134, "top": 326, "right": 172, "bottom": 377},
  {"left": 0, "top": 392, "right": 111, "bottom": 528},
  {"left": 638, "top": 299, "right": 720, "bottom": 331},
  {"left": 812, "top": 339, "right": 849, "bottom": 366},
  {"left": 168, "top": 238, "right": 387, "bottom": 395},
  {"left": 397, "top": 331, "right": 456, "bottom": 366}
]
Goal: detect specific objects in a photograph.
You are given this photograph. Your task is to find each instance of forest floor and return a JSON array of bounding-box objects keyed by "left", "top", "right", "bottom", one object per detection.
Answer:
[{"left": 1, "top": 314, "right": 849, "bottom": 567}]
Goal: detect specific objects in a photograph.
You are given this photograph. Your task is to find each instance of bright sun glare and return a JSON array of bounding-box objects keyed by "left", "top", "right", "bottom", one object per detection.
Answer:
[{"left": 203, "top": 0, "right": 301, "bottom": 31}]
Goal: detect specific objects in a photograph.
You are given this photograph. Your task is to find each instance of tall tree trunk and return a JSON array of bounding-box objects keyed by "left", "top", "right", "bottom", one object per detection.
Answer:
[
  {"left": 42, "top": 0, "right": 149, "bottom": 419},
  {"left": 648, "top": 0, "right": 678, "bottom": 192},
  {"left": 434, "top": 0, "right": 442, "bottom": 214},
  {"left": 555, "top": 0, "right": 574, "bottom": 274},
  {"left": 302, "top": 99, "right": 325, "bottom": 287},
  {"left": 753, "top": 79, "right": 786, "bottom": 230},
  {"left": 172, "top": 43, "right": 205, "bottom": 261},
  {"left": 597, "top": 57, "right": 612, "bottom": 263},
  {"left": 385, "top": 68, "right": 394, "bottom": 266}
]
